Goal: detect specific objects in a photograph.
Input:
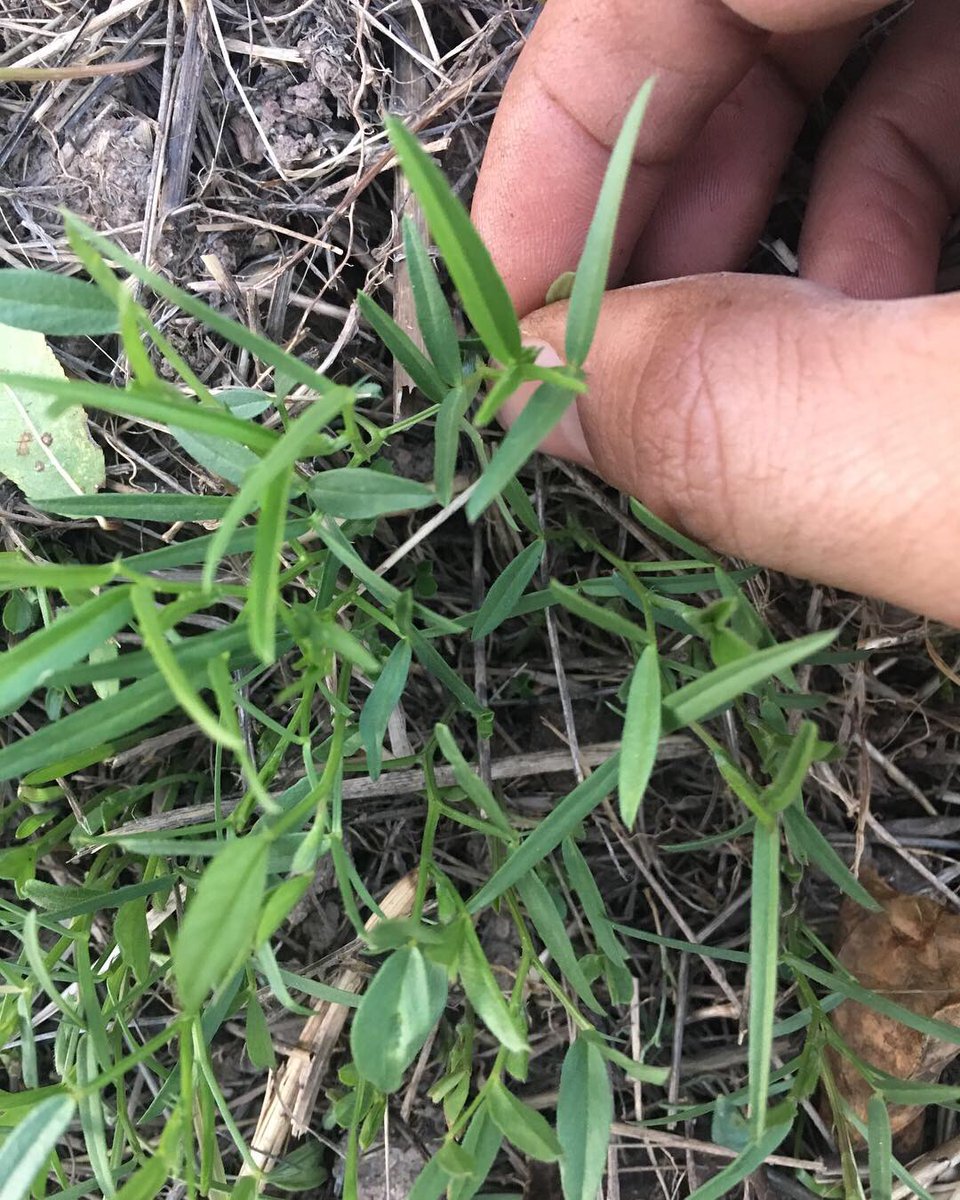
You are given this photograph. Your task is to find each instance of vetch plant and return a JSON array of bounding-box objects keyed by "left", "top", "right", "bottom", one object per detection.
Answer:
[{"left": 0, "top": 82, "right": 930, "bottom": 1200}]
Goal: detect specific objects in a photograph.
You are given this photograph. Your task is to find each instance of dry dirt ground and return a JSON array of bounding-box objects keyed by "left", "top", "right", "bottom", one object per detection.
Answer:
[{"left": 1, "top": 2, "right": 960, "bottom": 1198}]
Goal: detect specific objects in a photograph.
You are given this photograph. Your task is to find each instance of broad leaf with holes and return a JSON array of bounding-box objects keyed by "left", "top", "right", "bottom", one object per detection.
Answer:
[{"left": 0, "top": 324, "right": 104, "bottom": 500}]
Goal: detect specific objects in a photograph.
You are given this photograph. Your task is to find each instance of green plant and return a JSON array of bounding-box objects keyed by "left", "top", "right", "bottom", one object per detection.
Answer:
[{"left": 0, "top": 84, "right": 936, "bottom": 1200}]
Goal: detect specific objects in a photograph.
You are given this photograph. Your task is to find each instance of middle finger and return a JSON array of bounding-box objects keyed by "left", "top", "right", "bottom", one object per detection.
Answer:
[{"left": 627, "top": 24, "right": 862, "bottom": 282}]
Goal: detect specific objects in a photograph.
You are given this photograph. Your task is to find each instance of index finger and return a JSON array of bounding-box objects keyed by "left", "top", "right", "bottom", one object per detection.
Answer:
[{"left": 471, "top": 0, "right": 887, "bottom": 318}]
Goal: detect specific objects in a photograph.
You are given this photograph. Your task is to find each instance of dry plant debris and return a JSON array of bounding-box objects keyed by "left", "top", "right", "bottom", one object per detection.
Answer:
[{"left": 829, "top": 870, "right": 960, "bottom": 1145}]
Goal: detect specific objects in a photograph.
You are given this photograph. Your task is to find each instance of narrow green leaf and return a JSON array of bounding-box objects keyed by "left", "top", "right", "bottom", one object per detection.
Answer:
[
  {"left": 350, "top": 946, "right": 448, "bottom": 1093},
  {"left": 618, "top": 645, "right": 661, "bottom": 827},
  {"left": 309, "top": 467, "right": 435, "bottom": 519},
  {"left": 170, "top": 425, "right": 260, "bottom": 486},
  {"left": 269, "top": 957, "right": 360, "bottom": 1009},
  {"left": 550, "top": 581, "right": 650, "bottom": 645},
  {"left": 435, "top": 723, "right": 513, "bottom": 836},
  {"left": 762, "top": 721, "right": 819, "bottom": 815},
  {"left": 0, "top": 586, "right": 132, "bottom": 716},
  {"left": 386, "top": 117, "right": 521, "bottom": 365},
  {"left": 0, "top": 269, "right": 117, "bottom": 335},
  {"left": 35, "top": 492, "right": 231, "bottom": 521},
  {"left": 488, "top": 1080, "right": 561, "bottom": 1162},
  {"left": 246, "top": 468, "right": 291, "bottom": 665},
  {"left": 11, "top": 372, "right": 279, "bottom": 454},
  {"left": 596, "top": 1042, "right": 669, "bottom": 1086},
  {"left": 115, "top": 898, "right": 151, "bottom": 986},
  {"left": 112, "top": 1155, "right": 168, "bottom": 1200},
  {"left": 409, "top": 629, "right": 487, "bottom": 718},
  {"left": 475, "top": 362, "right": 523, "bottom": 427},
  {"left": 23, "top": 876, "right": 174, "bottom": 920},
  {"left": 457, "top": 918, "right": 527, "bottom": 1053},
  {"left": 447, "top": 1107, "right": 503, "bottom": 1200},
  {"left": 867, "top": 1074, "right": 960, "bottom": 1107},
  {"left": 0, "top": 1095, "right": 76, "bottom": 1200},
  {"left": 661, "top": 818, "right": 755, "bottom": 854},
  {"left": 48, "top": 622, "right": 254, "bottom": 690},
  {"left": 546, "top": 271, "right": 577, "bottom": 305},
  {"left": 557, "top": 1038, "right": 612, "bottom": 1200},
  {"left": 468, "top": 756, "right": 619, "bottom": 913},
  {"left": 65, "top": 215, "right": 339, "bottom": 399},
  {"left": 119, "top": 519, "right": 308, "bottom": 578},
  {"left": 131, "top": 587, "right": 241, "bottom": 751},
  {"left": 76, "top": 955, "right": 112, "bottom": 1080},
  {"left": 786, "top": 955, "right": 960, "bottom": 1045},
  {"left": 0, "top": 554, "right": 117, "bottom": 591},
  {"left": 748, "top": 819, "right": 780, "bottom": 1137},
  {"left": 356, "top": 291, "right": 447, "bottom": 403},
  {"left": 560, "top": 840, "right": 629, "bottom": 970},
  {"left": 466, "top": 383, "right": 573, "bottom": 521},
  {"left": 566, "top": 79, "right": 655, "bottom": 365},
  {"left": 629, "top": 497, "right": 714, "bottom": 562},
  {"left": 685, "top": 1119, "right": 793, "bottom": 1200},
  {"left": 715, "top": 752, "right": 769, "bottom": 824},
  {"left": 436, "top": 1142, "right": 475, "bottom": 1179},
  {"left": 219, "top": 388, "right": 273, "bottom": 419},
  {"left": 0, "top": 673, "right": 175, "bottom": 782},
  {"left": 473, "top": 541, "right": 544, "bottom": 641},
  {"left": 245, "top": 992, "right": 277, "bottom": 1070},
  {"left": 256, "top": 876, "right": 313, "bottom": 946},
  {"left": 173, "top": 836, "right": 269, "bottom": 1012},
  {"left": 516, "top": 870, "right": 602, "bottom": 1014},
  {"left": 890, "top": 1162, "right": 937, "bottom": 1200},
  {"left": 117, "top": 290, "right": 157, "bottom": 391},
  {"left": 782, "top": 805, "right": 881, "bottom": 912},
  {"left": 867, "top": 1094, "right": 892, "bottom": 1200},
  {"left": 76, "top": 1034, "right": 114, "bottom": 1196},
  {"left": 434, "top": 383, "right": 473, "bottom": 506},
  {"left": 662, "top": 631, "right": 837, "bottom": 731},
  {"left": 22, "top": 911, "right": 80, "bottom": 1022},
  {"left": 202, "top": 386, "right": 352, "bottom": 590},
  {"left": 407, "top": 1157, "right": 448, "bottom": 1200},
  {"left": 359, "top": 640, "right": 412, "bottom": 781},
  {"left": 402, "top": 217, "right": 461, "bottom": 385},
  {"left": 313, "top": 518, "right": 401, "bottom": 607}
]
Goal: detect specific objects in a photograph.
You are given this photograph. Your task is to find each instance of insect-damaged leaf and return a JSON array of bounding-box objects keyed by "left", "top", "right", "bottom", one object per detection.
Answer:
[{"left": 0, "top": 324, "right": 104, "bottom": 500}]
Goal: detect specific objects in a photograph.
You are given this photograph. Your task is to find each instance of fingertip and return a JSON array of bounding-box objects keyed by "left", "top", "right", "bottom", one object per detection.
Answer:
[
  {"left": 501, "top": 333, "right": 595, "bottom": 467},
  {"left": 724, "top": 0, "right": 886, "bottom": 33}
]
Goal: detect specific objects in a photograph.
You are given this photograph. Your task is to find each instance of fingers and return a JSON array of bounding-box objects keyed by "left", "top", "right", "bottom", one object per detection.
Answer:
[
  {"left": 471, "top": 0, "right": 898, "bottom": 315},
  {"left": 725, "top": 0, "right": 891, "bottom": 32},
  {"left": 472, "top": 0, "right": 768, "bottom": 317},
  {"left": 800, "top": 0, "right": 960, "bottom": 299},
  {"left": 629, "top": 26, "right": 859, "bottom": 281},
  {"left": 516, "top": 277, "right": 960, "bottom": 626}
]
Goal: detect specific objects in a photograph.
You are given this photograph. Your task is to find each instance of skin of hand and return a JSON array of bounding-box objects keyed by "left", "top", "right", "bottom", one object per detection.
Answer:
[{"left": 471, "top": 0, "right": 960, "bottom": 627}]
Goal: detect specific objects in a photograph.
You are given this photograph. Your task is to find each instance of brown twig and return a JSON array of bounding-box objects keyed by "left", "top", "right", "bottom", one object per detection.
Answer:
[
  {"left": 0, "top": 52, "right": 157, "bottom": 82},
  {"left": 391, "top": 3, "right": 435, "bottom": 415},
  {"left": 241, "top": 872, "right": 418, "bottom": 1183}
]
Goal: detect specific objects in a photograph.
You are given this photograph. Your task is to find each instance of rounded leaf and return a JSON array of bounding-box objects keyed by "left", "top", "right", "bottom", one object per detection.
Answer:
[{"left": 350, "top": 946, "right": 448, "bottom": 1093}]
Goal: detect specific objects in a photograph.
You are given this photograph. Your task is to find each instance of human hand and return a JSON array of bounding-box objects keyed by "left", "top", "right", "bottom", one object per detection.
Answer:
[{"left": 472, "top": 0, "right": 960, "bottom": 626}]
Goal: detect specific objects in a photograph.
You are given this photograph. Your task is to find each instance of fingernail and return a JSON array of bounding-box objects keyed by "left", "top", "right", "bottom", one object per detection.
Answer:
[{"left": 513, "top": 338, "right": 592, "bottom": 465}]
